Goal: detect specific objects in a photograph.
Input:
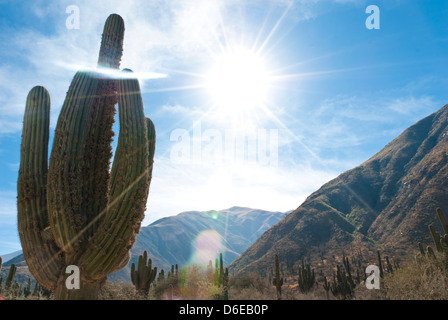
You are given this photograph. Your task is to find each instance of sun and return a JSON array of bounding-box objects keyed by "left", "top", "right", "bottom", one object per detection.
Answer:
[{"left": 205, "top": 47, "right": 271, "bottom": 117}]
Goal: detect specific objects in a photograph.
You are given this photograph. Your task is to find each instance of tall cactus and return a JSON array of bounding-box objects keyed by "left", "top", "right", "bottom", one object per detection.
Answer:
[
  {"left": 272, "top": 254, "right": 283, "bottom": 300},
  {"left": 416, "top": 208, "right": 448, "bottom": 265},
  {"left": 130, "top": 251, "right": 157, "bottom": 296},
  {"left": 222, "top": 267, "right": 229, "bottom": 300},
  {"left": 17, "top": 14, "right": 156, "bottom": 300},
  {"left": 329, "top": 265, "right": 354, "bottom": 300},
  {"left": 322, "top": 276, "right": 330, "bottom": 300},
  {"left": 5, "top": 264, "right": 17, "bottom": 289},
  {"left": 297, "top": 259, "right": 315, "bottom": 294},
  {"left": 377, "top": 251, "right": 384, "bottom": 278}
]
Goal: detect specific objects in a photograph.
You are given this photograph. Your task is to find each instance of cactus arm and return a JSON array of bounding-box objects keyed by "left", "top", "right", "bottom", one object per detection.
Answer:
[
  {"left": 418, "top": 242, "right": 425, "bottom": 256},
  {"left": 17, "top": 86, "right": 63, "bottom": 290},
  {"left": 79, "top": 70, "right": 154, "bottom": 278},
  {"left": 436, "top": 208, "right": 448, "bottom": 235},
  {"left": 429, "top": 224, "right": 443, "bottom": 252},
  {"left": 147, "top": 117, "right": 156, "bottom": 176},
  {"left": 47, "top": 71, "right": 102, "bottom": 256},
  {"left": 130, "top": 262, "right": 136, "bottom": 285},
  {"left": 5, "top": 264, "right": 17, "bottom": 289},
  {"left": 47, "top": 15, "right": 124, "bottom": 259},
  {"left": 97, "top": 14, "right": 124, "bottom": 68}
]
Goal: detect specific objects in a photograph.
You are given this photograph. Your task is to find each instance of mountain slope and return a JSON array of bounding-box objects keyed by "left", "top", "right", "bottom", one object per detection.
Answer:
[
  {"left": 229, "top": 104, "right": 448, "bottom": 276},
  {"left": 0, "top": 250, "right": 22, "bottom": 264},
  {"left": 109, "top": 207, "right": 287, "bottom": 281}
]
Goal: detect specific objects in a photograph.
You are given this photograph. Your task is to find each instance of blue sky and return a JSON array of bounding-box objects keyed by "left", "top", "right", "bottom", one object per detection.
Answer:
[{"left": 1, "top": 0, "right": 448, "bottom": 255}]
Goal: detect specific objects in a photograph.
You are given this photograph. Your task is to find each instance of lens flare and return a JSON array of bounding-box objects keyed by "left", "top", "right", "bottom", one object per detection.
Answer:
[
  {"left": 188, "top": 230, "right": 223, "bottom": 266},
  {"left": 205, "top": 47, "right": 271, "bottom": 115},
  {"left": 210, "top": 210, "right": 219, "bottom": 220}
]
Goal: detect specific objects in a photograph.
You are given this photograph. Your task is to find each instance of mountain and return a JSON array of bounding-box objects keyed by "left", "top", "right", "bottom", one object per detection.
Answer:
[
  {"left": 0, "top": 250, "right": 22, "bottom": 264},
  {"left": 109, "top": 207, "right": 287, "bottom": 281},
  {"left": 5, "top": 207, "right": 286, "bottom": 283},
  {"left": 229, "top": 104, "right": 448, "bottom": 276},
  {"left": 3, "top": 253, "right": 26, "bottom": 267}
]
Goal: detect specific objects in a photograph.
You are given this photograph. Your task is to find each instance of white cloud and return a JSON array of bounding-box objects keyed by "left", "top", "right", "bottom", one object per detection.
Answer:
[
  {"left": 143, "top": 155, "right": 337, "bottom": 225},
  {"left": 387, "top": 96, "right": 437, "bottom": 116}
]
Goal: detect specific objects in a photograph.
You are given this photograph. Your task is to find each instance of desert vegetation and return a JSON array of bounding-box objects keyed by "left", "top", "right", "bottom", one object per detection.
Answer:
[
  {"left": 6, "top": 8, "right": 448, "bottom": 302},
  {"left": 3, "top": 207, "right": 447, "bottom": 300}
]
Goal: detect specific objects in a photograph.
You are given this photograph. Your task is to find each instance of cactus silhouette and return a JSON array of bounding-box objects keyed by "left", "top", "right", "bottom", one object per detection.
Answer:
[
  {"left": 416, "top": 208, "right": 448, "bottom": 265},
  {"left": 130, "top": 251, "right": 158, "bottom": 296},
  {"left": 272, "top": 254, "right": 283, "bottom": 300},
  {"left": 5, "top": 264, "right": 16, "bottom": 289},
  {"left": 17, "top": 14, "right": 156, "bottom": 300},
  {"left": 297, "top": 259, "right": 315, "bottom": 294}
]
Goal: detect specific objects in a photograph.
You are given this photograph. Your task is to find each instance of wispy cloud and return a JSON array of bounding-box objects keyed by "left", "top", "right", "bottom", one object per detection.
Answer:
[
  {"left": 0, "top": 0, "right": 345, "bottom": 135},
  {"left": 144, "top": 155, "right": 337, "bottom": 225}
]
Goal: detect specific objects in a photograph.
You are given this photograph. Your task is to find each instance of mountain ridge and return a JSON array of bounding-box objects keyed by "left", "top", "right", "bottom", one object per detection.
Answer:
[
  {"left": 110, "top": 206, "right": 288, "bottom": 281},
  {"left": 229, "top": 104, "right": 448, "bottom": 276}
]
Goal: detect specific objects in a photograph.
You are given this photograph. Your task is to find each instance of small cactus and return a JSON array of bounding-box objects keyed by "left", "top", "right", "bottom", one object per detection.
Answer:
[
  {"left": 377, "top": 251, "right": 384, "bottom": 278},
  {"left": 272, "top": 254, "right": 283, "bottom": 300},
  {"left": 415, "top": 208, "right": 448, "bottom": 265},
  {"left": 322, "top": 276, "right": 330, "bottom": 300},
  {"left": 130, "top": 251, "right": 157, "bottom": 296},
  {"left": 222, "top": 267, "right": 229, "bottom": 300},
  {"left": 5, "top": 264, "right": 16, "bottom": 289},
  {"left": 297, "top": 259, "right": 315, "bottom": 294},
  {"left": 329, "top": 264, "right": 354, "bottom": 300}
]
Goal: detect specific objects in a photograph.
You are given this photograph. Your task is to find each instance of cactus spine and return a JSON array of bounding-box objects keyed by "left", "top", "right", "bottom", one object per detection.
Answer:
[{"left": 17, "top": 14, "right": 156, "bottom": 300}]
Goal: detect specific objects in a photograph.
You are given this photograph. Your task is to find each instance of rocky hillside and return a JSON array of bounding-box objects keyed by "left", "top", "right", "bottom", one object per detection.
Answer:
[
  {"left": 110, "top": 206, "right": 287, "bottom": 281},
  {"left": 229, "top": 104, "right": 448, "bottom": 276}
]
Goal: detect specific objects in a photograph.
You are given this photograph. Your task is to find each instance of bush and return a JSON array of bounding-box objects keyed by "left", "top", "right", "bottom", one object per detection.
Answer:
[{"left": 384, "top": 259, "right": 448, "bottom": 300}]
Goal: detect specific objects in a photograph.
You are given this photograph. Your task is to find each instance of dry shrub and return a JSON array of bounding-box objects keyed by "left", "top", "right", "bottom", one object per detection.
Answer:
[
  {"left": 384, "top": 259, "right": 448, "bottom": 300},
  {"left": 99, "top": 281, "right": 144, "bottom": 300},
  {"left": 229, "top": 272, "right": 276, "bottom": 300}
]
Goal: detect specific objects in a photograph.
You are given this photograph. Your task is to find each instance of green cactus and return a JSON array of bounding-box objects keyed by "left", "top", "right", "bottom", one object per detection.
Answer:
[
  {"left": 17, "top": 14, "right": 156, "bottom": 300},
  {"left": 322, "top": 276, "right": 330, "bottom": 300},
  {"left": 297, "top": 259, "right": 315, "bottom": 294},
  {"left": 329, "top": 264, "right": 354, "bottom": 300},
  {"left": 272, "top": 254, "right": 283, "bottom": 300},
  {"left": 385, "top": 256, "right": 394, "bottom": 273},
  {"left": 222, "top": 267, "right": 229, "bottom": 300},
  {"left": 416, "top": 208, "right": 448, "bottom": 265},
  {"left": 157, "top": 269, "right": 165, "bottom": 283},
  {"left": 219, "top": 253, "right": 224, "bottom": 286},
  {"left": 23, "top": 278, "right": 32, "bottom": 297},
  {"left": 31, "top": 282, "right": 52, "bottom": 298},
  {"left": 130, "top": 251, "right": 158, "bottom": 296},
  {"left": 5, "top": 264, "right": 16, "bottom": 289},
  {"left": 342, "top": 255, "right": 355, "bottom": 288},
  {"left": 377, "top": 251, "right": 384, "bottom": 278}
]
